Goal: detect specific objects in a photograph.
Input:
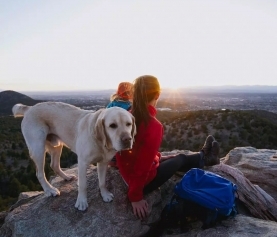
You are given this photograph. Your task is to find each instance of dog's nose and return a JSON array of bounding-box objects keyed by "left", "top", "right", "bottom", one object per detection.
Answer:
[
  {"left": 121, "top": 135, "right": 131, "bottom": 143},
  {"left": 121, "top": 134, "right": 132, "bottom": 150},
  {"left": 121, "top": 134, "right": 132, "bottom": 148}
]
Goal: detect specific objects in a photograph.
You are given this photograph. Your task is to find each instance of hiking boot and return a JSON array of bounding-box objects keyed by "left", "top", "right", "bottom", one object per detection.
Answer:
[
  {"left": 201, "top": 135, "right": 215, "bottom": 155},
  {"left": 204, "top": 141, "right": 220, "bottom": 166}
]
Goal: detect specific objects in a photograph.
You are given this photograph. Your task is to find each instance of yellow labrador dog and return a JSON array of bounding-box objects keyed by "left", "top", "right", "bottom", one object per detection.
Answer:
[{"left": 12, "top": 102, "right": 136, "bottom": 211}]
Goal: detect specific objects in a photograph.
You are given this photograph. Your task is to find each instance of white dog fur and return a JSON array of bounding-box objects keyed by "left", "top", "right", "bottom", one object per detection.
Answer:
[{"left": 12, "top": 102, "right": 136, "bottom": 211}]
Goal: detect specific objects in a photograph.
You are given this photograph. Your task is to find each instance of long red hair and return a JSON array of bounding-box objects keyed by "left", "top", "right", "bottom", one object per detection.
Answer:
[{"left": 132, "top": 75, "right": 160, "bottom": 127}]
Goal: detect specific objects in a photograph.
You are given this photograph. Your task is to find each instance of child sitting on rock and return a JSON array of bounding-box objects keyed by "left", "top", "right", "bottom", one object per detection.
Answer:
[
  {"left": 107, "top": 82, "right": 133, "bottom": 167},
  {"left": 107, "top": 82, "right": 133, "bottom": 111}
]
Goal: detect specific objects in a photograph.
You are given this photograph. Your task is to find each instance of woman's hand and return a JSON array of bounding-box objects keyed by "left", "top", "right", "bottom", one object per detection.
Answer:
[{"left": 131, "top": 199, "right": 149, "bottom": 219}]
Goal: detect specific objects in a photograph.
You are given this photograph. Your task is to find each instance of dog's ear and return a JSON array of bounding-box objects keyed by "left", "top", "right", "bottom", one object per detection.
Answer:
[
  {"left": 131, "top": 116, "right": 136, "bottom": 141},
  {"left": 95, "top": 117, "right": 103, "bottom": 141},
  {"left": 95, "top": 118, "right": 113, "bottom": 150}
]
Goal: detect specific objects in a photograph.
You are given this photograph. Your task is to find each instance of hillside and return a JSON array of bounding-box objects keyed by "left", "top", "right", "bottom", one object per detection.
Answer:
[
  {"left": 157, "top": 109, "right": 277, "bottom": 156},
  {"left": 0, "top": 90, "right": 43, "bottom": 116}
]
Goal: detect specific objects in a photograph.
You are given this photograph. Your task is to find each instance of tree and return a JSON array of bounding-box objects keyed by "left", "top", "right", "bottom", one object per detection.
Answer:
[
  {"left": 214, "top": 132, "right": 220, "bottom": 140},
  {"left": 239, "top": 129, "right": 248, "bottom": 140},
  {"left": 21, "top": 150, "right": 29, "bottom": 160},
  {"left": 8, "top": 177, "right": 21, "bottom": 197},
  {"left": 13, "top": 159, "right": 19, "bottom": 168},
  {"left": 0, "top": 154, "right": 6, "bottom": 163},
  {"left": 12, "top": 143, "right": 16, "bottom": 150},
  {"left": 201, "top": 124, "right": 208, "bottom": 133}
]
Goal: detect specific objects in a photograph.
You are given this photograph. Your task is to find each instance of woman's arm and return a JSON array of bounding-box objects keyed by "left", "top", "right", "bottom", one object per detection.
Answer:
[{"left": 128, "top": 121, "right": 163, "bottom": 216}]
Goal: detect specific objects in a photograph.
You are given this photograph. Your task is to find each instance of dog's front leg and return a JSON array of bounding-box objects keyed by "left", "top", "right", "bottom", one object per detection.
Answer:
[
  {"left": 97, "top": 162, "right": 114, "bottom": 202},
  {"left": 75, "top": 160, "right": 88, "bottom": 211}
]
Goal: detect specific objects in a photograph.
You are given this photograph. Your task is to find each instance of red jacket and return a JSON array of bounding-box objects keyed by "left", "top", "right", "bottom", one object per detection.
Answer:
[{"left": 116, "top": 105, "right": 163, "bottom": 202}]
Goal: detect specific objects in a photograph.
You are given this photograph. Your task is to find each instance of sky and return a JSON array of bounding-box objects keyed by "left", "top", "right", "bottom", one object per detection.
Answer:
[{"left": 0, "top": 0, "right": 277, "bottom": 91}]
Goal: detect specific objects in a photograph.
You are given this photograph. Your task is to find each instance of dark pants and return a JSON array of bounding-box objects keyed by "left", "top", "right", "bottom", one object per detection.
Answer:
[{"left": 143, "top": 152, "right": 203, "bottom": 195}]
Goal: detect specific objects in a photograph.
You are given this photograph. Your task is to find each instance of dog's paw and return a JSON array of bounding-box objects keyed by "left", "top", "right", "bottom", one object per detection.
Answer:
[
  {"left": 44, "top": 187, "right": 60, "bottom": 197},
  {"left": 101, "top": 189, "right": 114, "bottom": 202},
  {"left": 75, "top": 197, "right": 88, "bottom": 211}
]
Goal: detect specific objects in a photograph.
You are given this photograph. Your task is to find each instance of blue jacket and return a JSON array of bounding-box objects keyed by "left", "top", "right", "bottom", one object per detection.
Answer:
[{"left": 106, "top": 100, "right": 132, "bottom": 111}]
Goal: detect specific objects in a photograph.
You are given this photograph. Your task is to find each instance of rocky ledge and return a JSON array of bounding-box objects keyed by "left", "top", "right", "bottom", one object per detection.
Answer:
[{"left": 1, "top": 147, "right": 277, "bottom": 237}]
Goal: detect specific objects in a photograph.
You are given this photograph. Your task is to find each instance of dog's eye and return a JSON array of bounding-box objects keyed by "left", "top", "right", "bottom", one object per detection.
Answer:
[
  {"left": 126, "top": 122, "right": 132, "bottom": 126},
  {"left": 110, "top": 123, "right": 117, "bottom": 129}
]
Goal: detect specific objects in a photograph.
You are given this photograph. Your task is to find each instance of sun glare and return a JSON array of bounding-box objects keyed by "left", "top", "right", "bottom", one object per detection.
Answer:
[
  {"left": 158, "top": 87, "right": 185, "bottom": 111},
  {"left": 168, "top": 88, "right": 180, "bottom": 93}
]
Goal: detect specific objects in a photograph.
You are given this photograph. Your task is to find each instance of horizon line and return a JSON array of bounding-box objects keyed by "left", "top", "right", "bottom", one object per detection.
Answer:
[{"left": 1, "top": 84, "right": 277, "bottom": 93}]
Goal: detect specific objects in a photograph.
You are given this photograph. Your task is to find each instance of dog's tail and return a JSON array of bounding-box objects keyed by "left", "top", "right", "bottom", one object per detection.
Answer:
[{"left": 12, "top": 104, "right": 30, "bottom": 118}]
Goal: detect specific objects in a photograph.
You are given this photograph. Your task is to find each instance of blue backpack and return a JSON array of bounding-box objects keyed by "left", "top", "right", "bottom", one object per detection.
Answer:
[
  {"left": 144, "top": 168, "right": 237, "bottom": 237},
  {"left": 160, "top": 168, "right": 238, "bottom": 233},
  {"left": 175, "top": 168, "right": 237, "bottom": 217}
]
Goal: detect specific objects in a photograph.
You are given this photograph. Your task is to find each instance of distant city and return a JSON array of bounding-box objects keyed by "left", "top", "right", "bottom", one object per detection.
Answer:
[{"left": 19, "top": 87, "right": 277, "bottom": 114}]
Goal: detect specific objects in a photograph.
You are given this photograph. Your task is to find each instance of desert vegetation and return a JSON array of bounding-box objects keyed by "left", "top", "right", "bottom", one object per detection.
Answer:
[{"left": 157, "top": 109, "right": 277, "bottom": 155}]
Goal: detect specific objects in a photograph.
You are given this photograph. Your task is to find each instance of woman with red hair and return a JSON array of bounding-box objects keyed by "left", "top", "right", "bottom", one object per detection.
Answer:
[{"left": 116, "top": 75, "right": 220, "bottom": 219}]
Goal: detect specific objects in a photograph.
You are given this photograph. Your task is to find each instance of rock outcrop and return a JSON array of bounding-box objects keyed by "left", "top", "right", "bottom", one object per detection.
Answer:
[
  {"left": 0, "top": 165, "right": 176, "bottom": 237},
  {"left": 165, "top": 214, "right": 277, "bottom": 237},
  {"left": 1, "top": 147, "right": 277, "bottom": 237},
  {"left": 208, "top": 164, "right": 277, "bottom": 221},
  {"left": 222, "top": 147, "right": 277, "bottom": 201}
]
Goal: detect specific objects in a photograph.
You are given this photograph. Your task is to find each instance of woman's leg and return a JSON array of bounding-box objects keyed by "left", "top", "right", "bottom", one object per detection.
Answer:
[
  {"left": 143, "top": 152, "right": 203, "bottom": 195},
  {"left": 143, "top": 135, "right": 220, "bottom": 195}
]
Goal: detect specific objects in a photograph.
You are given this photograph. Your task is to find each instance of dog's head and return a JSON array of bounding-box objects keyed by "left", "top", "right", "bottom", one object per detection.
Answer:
[{"left": 95, "top": 107, "right": 136, "bottom": 151}]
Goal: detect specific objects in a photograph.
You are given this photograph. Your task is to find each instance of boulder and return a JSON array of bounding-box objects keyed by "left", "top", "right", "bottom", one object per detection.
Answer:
[
  {"left": 222, "top": 147, "right": 277, "bottom": 201},
  {"left": 0, "top": 165, "right": 176, "bottom": 237}
]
